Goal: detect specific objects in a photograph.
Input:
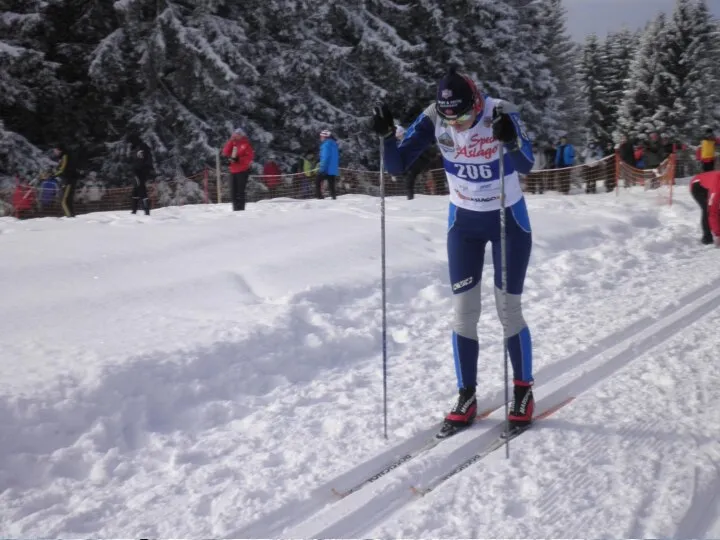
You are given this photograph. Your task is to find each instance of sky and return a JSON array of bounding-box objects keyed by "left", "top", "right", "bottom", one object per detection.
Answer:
[{"left": 564, "top": 0, "right": 720, "bottom": 41}]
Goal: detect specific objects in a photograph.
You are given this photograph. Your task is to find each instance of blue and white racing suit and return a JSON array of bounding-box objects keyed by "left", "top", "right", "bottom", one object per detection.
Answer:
[{"left": 383, "top": 97, "right": 535, "bottom": 388}]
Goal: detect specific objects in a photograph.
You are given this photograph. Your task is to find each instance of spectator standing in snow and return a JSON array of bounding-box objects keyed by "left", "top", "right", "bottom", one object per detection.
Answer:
[
  {"left": 317, "top": 129, "right": 339, "bottom": 200},
  {"left": 689, "top": 170, "right": 720, "bottom": 246},
  {"left": 644, "top": 131, "right": 664, "bottom": 171},
  {"left": 222, "top": 128, "right": 254, "bottom": 211},
  {"left": 263, "top": 160, "right": 282, "bottom": 197},
  {"left": 582, "top": 141, "right": 604, "bottom": 194},
  {"left": 127, "top": 133, "right": 153, "bottom": 216},
  {"left": 617, "top": 135, "right": 635, "bottom": 168},
  {"left": 697, "top": 127, "right": 719, "bottom": 172},
  {"left": 526, "top": 142, "right": 547, "bottom": 194},
  {"left": 54, "top": 145, "right": 77, "bottom": 217},
  {"left": 554, "top": 135, "right": 575, "bottom": 194}
]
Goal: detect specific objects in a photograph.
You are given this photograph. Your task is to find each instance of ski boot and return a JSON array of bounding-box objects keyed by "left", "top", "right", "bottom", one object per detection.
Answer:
[
  {"left": 436, "top": 386, "right": 477, "bottom": 439},
  {"left": 507, "top": 380, "right": 534, "bottom": 434}
]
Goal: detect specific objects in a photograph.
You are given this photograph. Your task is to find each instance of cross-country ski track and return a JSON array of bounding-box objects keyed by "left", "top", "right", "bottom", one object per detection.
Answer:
[
  {"left": 2, "top": 187, "right": 720, "bottom": 538},
  {"left": 237, "top": 274, "right": 720, "bottom": 538}
]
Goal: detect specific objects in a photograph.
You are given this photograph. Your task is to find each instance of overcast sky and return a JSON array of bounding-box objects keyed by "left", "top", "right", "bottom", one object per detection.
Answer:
[{"left": 564, "top": 0, "right": 720, "bottom": 41}]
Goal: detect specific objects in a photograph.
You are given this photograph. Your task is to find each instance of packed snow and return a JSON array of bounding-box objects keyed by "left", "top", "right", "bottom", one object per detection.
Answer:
[{"left": 1, "top": 183, "right": 719, "bottom": 538}]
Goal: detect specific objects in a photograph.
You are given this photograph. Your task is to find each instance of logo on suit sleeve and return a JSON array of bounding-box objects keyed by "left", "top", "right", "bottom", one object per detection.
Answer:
[{"left": 437, "top": 132, "right": 455, "bottom": 150}]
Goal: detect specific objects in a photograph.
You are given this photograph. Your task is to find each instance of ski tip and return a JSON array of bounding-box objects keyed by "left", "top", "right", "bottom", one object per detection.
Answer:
[
  {"left": 410, "top": 486, "right": 428, "bottom": 497},
  {"left": 536, "top": 396, "right": 576, "bottom": 420}
]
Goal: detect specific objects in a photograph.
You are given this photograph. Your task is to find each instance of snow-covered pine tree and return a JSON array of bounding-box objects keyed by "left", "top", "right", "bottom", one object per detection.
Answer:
[
  {"left": 0, "top": 0, "right": 59, "bottom": 179},
  {"left": 536, "top": 0, "right": 585, "bottom": 145},
  {"left": 617, "top": 13, "right": 668, "bottom": 139},
  {"left": 272, "top": 0, "right": 427, "bottom": 169},
  {"left": 89, "top": 0, "right": 271, "bottom": 183},
  {"left": 579, "top": 33, "right": 611, "bottom": 145},
  {"left": 503, "top": 0, "right": 556, "bottom": 144},
  {"left": 602, "top": 28, "right": 639, "bottom": 140},
  {"left": 666, "top": 0, "right": 720, "bottom": 143}
]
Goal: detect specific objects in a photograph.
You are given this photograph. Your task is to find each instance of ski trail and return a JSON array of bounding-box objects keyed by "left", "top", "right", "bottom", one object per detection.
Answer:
[
  {"left": 673, "top": 464, "right": 720, "bottom": 539},
  {"left": 285, "top": 276, "right": 720, "bottom": 539}
]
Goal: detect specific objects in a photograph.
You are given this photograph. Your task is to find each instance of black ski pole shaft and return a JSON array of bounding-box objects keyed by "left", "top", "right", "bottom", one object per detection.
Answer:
[{"left": 379, "top": 138, "right": 388, "bottom": 440}]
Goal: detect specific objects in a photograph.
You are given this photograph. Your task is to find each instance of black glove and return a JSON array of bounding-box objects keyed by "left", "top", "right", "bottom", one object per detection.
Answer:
[
  {"left": 492, "top": 105, "right": 518, "bottom": 146},
  {"left": 371, "top": 103, "right": 395, "bottom": 139}
]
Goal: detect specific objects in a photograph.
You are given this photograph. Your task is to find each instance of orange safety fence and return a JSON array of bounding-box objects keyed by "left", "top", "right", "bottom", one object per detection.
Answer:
[
  {"left": 1, "top": 153, "right": 681, "bottom": 219},
  {"left": 616, "top": 154, "right": 676, "bottom": 205}
]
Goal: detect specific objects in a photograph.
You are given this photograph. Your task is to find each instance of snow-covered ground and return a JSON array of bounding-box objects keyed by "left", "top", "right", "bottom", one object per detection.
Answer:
[{"left": 1, "top": 184, "right": 719, "bottom": 538}]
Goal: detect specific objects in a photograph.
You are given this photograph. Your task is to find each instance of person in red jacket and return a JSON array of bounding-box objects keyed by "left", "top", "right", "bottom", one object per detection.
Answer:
[
  {"left": 222, "top": 128, "right": 254, "bottom": 211},
  {"left": 689, "top": 170, "right": 720, "bottom": 246}
]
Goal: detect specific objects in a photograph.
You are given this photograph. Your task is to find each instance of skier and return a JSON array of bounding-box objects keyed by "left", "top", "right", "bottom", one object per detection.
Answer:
[
  {"left": 128, "top": 133, "right": 153, "bottom": 215},
  {"left": 689, "top": 170, "right": 720, "bottom": 246},
  {"left": 371, "top": 66, "right": 535, "bottom": 437}
]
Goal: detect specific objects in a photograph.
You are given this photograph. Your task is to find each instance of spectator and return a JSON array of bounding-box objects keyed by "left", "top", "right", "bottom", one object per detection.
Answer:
[
  {"left": 689, "top": 170, "right": 720, "bottom": 245},
  {"left": 263, "top": 160, "right": 282, "bottom": 194},
  {"left": 12, "top": 176, "right": 36, "bottom": 219},
  {"left": 127, "top": 133, "right": 153, "bottom": 215},
  {"left": 53, "top": 145, "right": 77, "bottom": 217},
  {"left": 644, "top": 131, "right": 663, "bottom": 170},
  {"left": 543, "top": 144, "right": 556, "bottom": 190},
  {"left": 526, "top": 142, "right": 547, "bottom": 194},
  {"left": 222, "top": 128, "right": 254, "bottom": 211},
  {"left": 661, "top": 133, "right": 675, "bottom": 159},
  {"left": 554, "top": 135, "right": 575, "bottom": 194},
  {"left": 697, "top": 127, "right": 718, "bottom": 172},
  {"left": 317, "top": 129, "right": 339, "bottom": 200},
  {"left": 38, "top": 173, "right": 61, "bottom": 209},
  {"left": 618, "top": 134, "right": 635, "bottom": 167},
  {"left": 604, "top": 140, "right": 618, "bottom": 192},
  {"left": 582, "top": 141, "right": 604, "bottom": 194}
]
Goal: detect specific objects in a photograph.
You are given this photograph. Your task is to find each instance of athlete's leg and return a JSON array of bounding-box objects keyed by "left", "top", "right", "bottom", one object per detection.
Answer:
[
  {"left": 491, "top": 198, "right": 533, "bottom": 382},
  {"left": 447, "top": 204, "right": 488, "bottom": 389}
]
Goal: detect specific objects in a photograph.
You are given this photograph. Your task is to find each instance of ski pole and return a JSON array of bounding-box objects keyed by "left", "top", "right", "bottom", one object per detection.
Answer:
[
  {"left": 379, "top": 138, "right": 388, "bottom": 440},
  {"left": 497, "top": 123, "right": 510, "bottom": 459}
]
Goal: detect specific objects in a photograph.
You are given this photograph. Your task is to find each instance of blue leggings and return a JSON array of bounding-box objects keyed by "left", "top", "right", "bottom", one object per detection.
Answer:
[{"left": 447, "top": 199, "right": 533, "bottom": 388}]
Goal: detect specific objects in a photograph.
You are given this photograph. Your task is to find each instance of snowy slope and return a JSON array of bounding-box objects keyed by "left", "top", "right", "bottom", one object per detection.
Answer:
[{"left": 0, "top": 186, "right": 719, "bottom": 538}]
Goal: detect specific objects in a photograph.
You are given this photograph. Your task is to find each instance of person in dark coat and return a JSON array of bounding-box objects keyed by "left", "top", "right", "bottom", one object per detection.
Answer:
[{"left": 127, "top": 133, "right": 153, "bottom": 215}]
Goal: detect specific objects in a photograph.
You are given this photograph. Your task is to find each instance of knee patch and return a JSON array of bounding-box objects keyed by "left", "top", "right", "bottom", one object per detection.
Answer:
[
  {"left": 494, "top": 288, "right": 526, "bottom": 336},
  {"left": 452, "top": 285, "right": 481, "bottom": 340}
]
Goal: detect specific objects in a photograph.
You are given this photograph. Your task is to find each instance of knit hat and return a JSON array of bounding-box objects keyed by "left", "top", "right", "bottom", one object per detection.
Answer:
[
  {"left": 233, "top": 127, "right": 245, "bottom": 136},
  {"left": 436, "top": 66, "right": 481, "bottom": 120},
  {"left": 320, "top": 129, "right": 332, "bottom": 137}
]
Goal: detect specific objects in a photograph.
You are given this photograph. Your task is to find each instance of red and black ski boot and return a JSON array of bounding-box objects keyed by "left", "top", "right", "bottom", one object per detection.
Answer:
[
  {"left": 507, "top": 380, "right": 534, "bottom": 433},
  {"left": 436, "top": 387, "right": 477, "bottom": 439}
]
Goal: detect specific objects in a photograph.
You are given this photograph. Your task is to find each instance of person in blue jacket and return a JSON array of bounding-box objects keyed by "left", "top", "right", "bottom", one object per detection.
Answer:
[
  {"left": 554, "top": 135, "right": 575, "bottom": 194},
  {"left": 371, "top": 66, "right": 536, "bottom": 438},
  {"left": 317, "top": 129, "right": 340, "bottom": 199}
]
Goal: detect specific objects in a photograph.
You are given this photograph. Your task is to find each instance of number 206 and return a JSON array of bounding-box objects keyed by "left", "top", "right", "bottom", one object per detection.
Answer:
[{"left": 455, "top": 164, "right": 493, "bottom": 180}]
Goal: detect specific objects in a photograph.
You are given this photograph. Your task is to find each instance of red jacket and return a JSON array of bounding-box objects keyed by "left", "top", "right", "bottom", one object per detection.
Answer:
[
  {"left": 263, "top": 161, "right": 282, "bottom": 190},
  {"left": 691, "top": 171, "right": 720, "bottom": 236},
  {"left": 12, "top": 182, "right": 35, "bottom": 212},
  {"left": 222, "top": 136, "right": 254, "bottom": 173}
]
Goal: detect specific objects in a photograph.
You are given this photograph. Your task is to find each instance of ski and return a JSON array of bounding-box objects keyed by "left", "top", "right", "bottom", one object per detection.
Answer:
[
  {"left": 331, "top": 403, "right": 504, "bottom": 499},
  {"left": 410, "top": 396, "right": 575, "bottom": 496}
]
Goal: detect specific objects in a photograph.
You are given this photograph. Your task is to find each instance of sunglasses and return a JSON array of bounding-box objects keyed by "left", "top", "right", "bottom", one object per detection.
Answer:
[{"left": 443, "top": 111, "right": 474, "bottom": 125}]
